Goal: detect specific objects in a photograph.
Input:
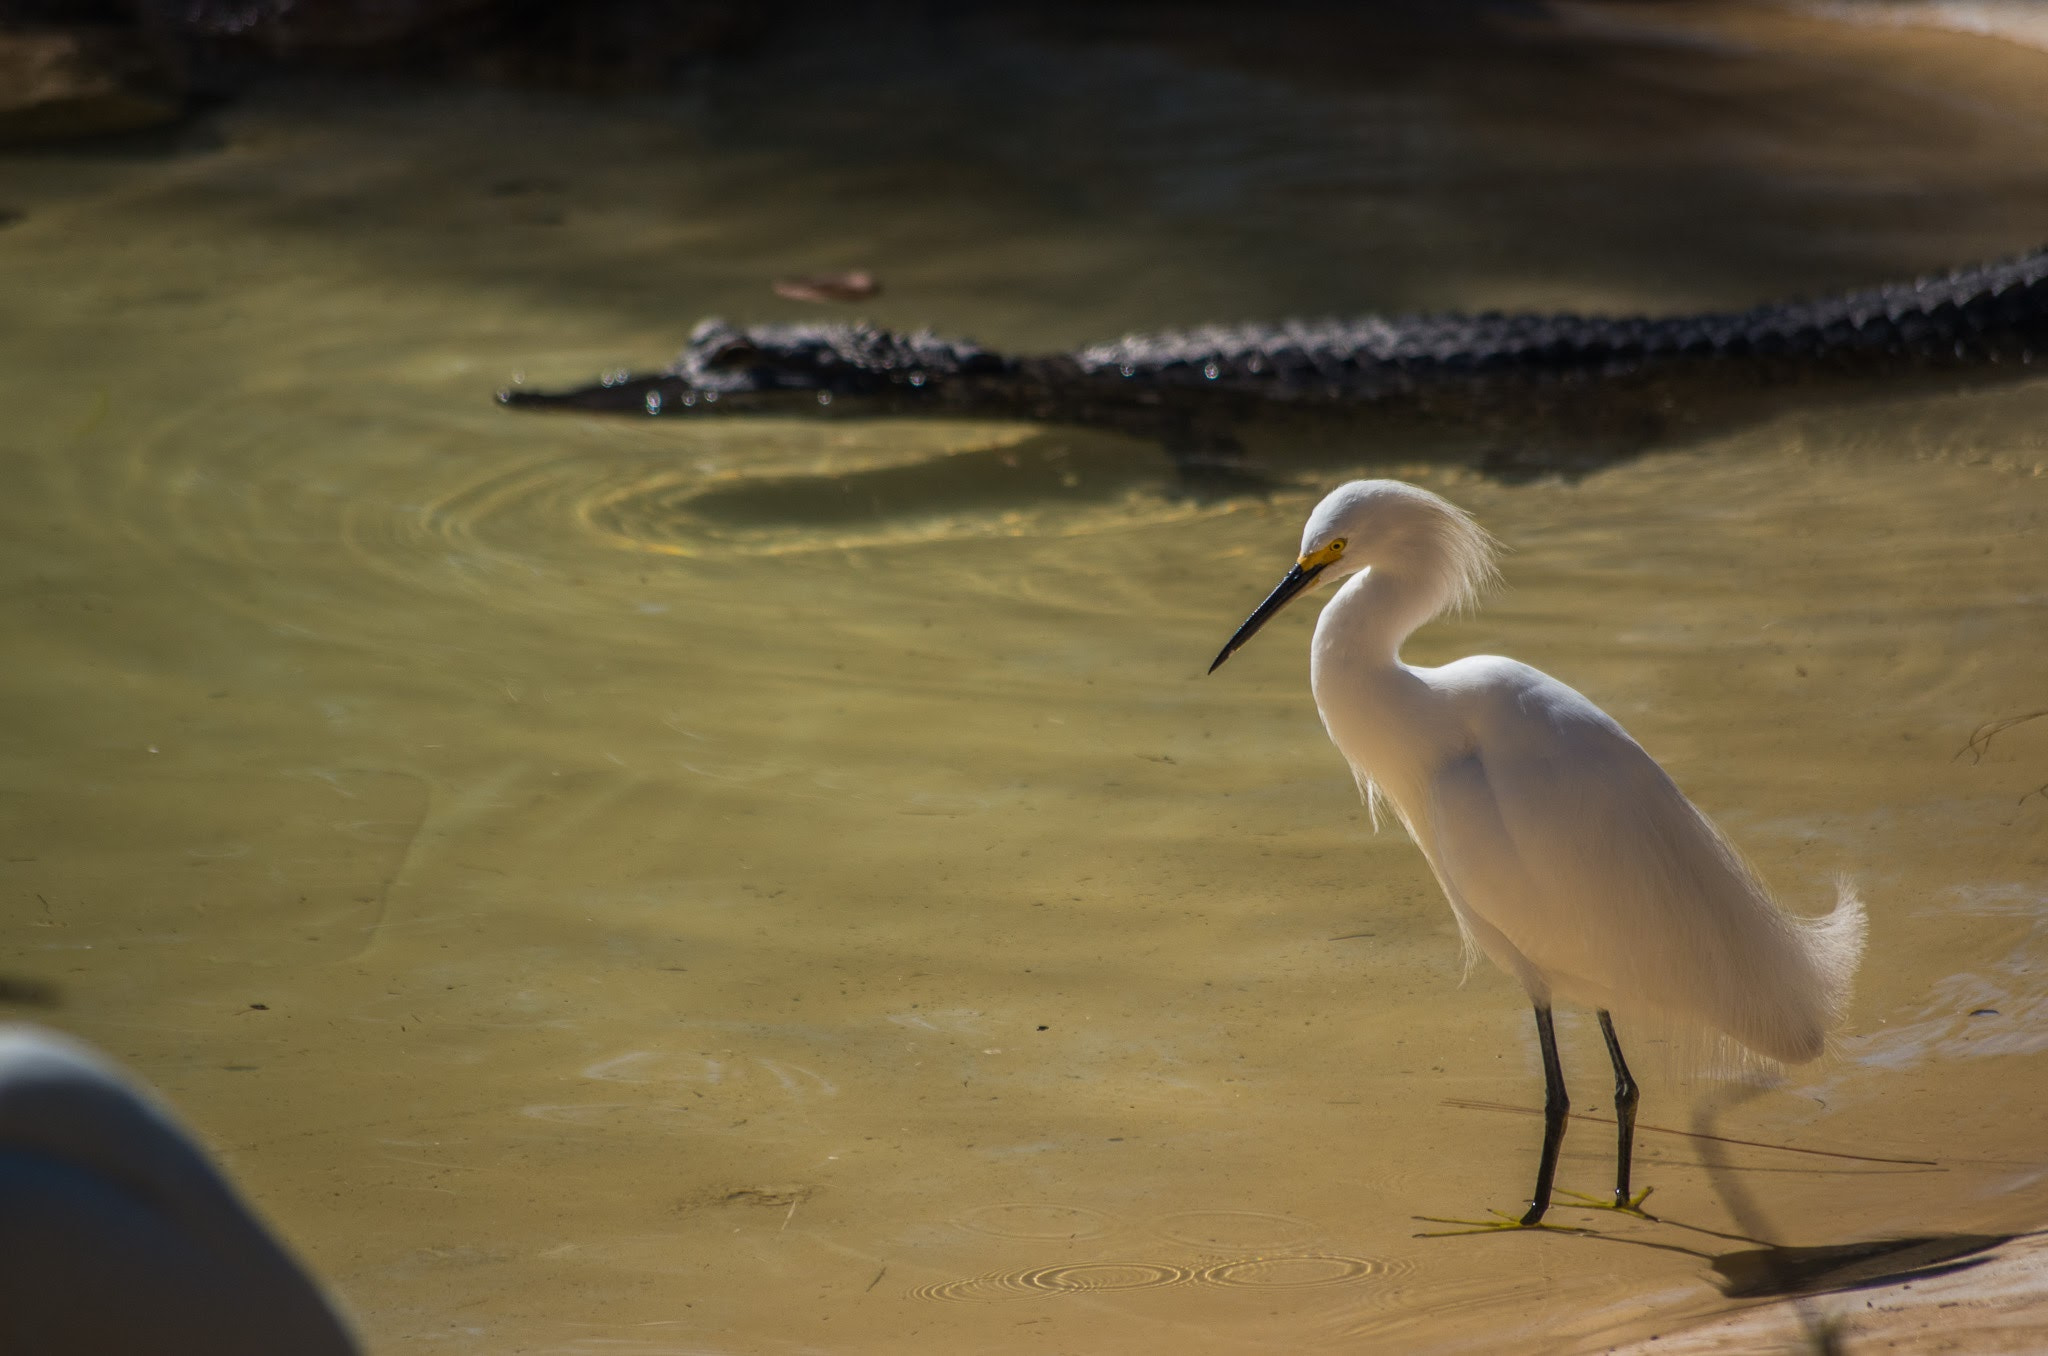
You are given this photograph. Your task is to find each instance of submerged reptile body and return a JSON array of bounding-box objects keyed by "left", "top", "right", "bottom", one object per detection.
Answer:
[{"left": 502, "top": 247, "right": 2048, "bottom": 465}]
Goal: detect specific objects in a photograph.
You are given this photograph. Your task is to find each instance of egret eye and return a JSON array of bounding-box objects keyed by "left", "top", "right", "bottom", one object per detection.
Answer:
[{"left": 1299, "top": 537, "right": 1347, "bottom": 570}]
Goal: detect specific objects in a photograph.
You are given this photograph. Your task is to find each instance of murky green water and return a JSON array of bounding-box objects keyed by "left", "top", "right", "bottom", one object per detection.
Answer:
[{"left": 3, "top": 5, "right": 2047, "bottom": 1352}]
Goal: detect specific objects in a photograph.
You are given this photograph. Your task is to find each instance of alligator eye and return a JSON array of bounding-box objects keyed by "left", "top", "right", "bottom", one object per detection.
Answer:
[{"left": 705, "top": 341, "right": 764, "bottom": 370}]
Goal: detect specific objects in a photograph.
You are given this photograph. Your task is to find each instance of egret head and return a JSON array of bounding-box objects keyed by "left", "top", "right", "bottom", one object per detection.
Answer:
[{"left": 1208, "top": 480, "right": 1497, "bottom": 672}]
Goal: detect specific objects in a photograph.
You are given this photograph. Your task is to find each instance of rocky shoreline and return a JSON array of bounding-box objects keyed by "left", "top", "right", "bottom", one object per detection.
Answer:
[{"left": 0, "top": 0, "right": 773, "bottom": 143}]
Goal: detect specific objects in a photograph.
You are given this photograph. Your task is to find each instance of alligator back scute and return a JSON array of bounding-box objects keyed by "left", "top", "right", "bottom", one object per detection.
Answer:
[{"left": 503, "top": 244, "right": 2048, "bottom": 424}]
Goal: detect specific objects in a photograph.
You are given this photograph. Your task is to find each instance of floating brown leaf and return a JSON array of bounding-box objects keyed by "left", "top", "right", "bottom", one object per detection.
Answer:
[{"left": 772, "top": 271, "right": 880, "bottom": 304}]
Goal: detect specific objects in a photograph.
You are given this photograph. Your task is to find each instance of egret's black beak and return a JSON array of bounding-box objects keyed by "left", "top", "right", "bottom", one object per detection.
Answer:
[{"left": 1209, "top": 560, "right": 1327, "bottom": 673}]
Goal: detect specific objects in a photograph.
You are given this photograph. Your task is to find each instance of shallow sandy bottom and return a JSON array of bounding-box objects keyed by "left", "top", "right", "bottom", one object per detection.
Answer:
[
  {"left": 1602, "top": 1229, "right": 2048, "bottom": 1353},
  {"left": 1, "top": 4, "right": 2046, "bottom": 1352}
]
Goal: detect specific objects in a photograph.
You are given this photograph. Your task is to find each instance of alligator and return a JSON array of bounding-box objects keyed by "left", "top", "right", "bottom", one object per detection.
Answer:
[{"left": 500, "top": 246, "right": 2048, "bottom": 477}]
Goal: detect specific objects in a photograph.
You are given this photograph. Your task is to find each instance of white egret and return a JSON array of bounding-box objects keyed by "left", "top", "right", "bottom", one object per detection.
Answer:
[{"left": 1209, "top": 480, "right": 1865, "bottom": 1226}]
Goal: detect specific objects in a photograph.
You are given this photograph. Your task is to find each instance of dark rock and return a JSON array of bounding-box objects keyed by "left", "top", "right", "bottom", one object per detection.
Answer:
[
  {"left": 0, "top": 26, "right": 186, "bottom": 143},
  {"left": 133, "top": 0, "right": 500, "bottom": 52},
  {"left": 1, "top": 1, "right": 778, "bottom": 93}
]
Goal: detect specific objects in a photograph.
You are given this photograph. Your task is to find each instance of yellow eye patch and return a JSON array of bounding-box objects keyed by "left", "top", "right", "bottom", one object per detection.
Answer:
[{"left": 1298, "top": 537, "right": 1347, "bottom": 570}]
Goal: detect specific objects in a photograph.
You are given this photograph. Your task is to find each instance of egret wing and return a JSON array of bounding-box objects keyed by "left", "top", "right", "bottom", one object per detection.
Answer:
[{"left": 1422, "top": 666, "right": 1832, "bottom": 1060}]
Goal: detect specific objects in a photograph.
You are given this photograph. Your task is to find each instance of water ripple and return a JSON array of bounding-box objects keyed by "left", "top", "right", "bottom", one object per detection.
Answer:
[
  {"left": 911, "top": 1260, "right": 1200, "bottom": 1301},
  {"left": 1194, "top": 1253, "right": 1383, "bottom": 1288},
  {"left": 953, "top": 1202, "right": 1114, "bottom": 1241},
  {"left": 1152, "top": 1208, "right": 1316, "bottom": 1251},
  {"left": 571, "top": 433, "right": 1214, "bottom": 558},
  {"left": 911, "top": 1252, "right": 1392, "bottom": 1302}
]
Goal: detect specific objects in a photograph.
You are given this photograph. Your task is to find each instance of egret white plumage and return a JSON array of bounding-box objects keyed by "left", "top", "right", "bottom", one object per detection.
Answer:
[{"left": 1209, "top": 480, "right": 1866, "bottom": 1226}]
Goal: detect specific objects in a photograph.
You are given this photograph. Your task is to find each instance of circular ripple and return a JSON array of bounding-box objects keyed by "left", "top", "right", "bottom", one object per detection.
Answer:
[
  {"left": 1153, "top": 1209, "right": 1316, "bottom": 1251},
  {"left": 1017, "top": 1261, "right": 1197, "bottom": 1292},
  {"left": 953, "top": 1203, "right": 1115, "bottom": 1241},
  {"left": 912, "top": 1254, "right": 1388, "bottom": 1302},
  {"left": 910, "top": 1273, "right": 1045, "bottom": 1303},
  {"left": 1194, "top": 1253, "right": 1382, "bottom": 1289},
  {"left": 574, "top": 432, "right": 1233, "bottom": 559},
  {"left": 915, "top": 1260, "right": 1200, "bottom": 1300}
]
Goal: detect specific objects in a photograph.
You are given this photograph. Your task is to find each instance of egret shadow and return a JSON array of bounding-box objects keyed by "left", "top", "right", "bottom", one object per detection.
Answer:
[
  {"left": 1430, "top": 1094, "right": 2031, "bottom": 1302},
  {"left": 1548, "top": 1216, "right": 2026, "bottom": 1301},
  {"left": 1709, "top": 1231, "right": 2019, "bottom": 1299}
]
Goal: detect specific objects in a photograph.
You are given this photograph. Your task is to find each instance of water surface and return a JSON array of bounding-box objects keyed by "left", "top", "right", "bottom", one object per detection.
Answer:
[{"left": 3, "top": 5, "right": 2047, "bottom": 1352}]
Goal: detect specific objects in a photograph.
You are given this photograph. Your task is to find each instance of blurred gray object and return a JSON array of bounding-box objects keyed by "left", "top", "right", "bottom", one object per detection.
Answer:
[{"left": 0, "top": 1026, "right": 359, "bottom": 1356}]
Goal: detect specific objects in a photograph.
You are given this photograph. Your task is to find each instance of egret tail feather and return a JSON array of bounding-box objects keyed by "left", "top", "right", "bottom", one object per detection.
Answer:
[{"left": 1808, "top": 878, "right": 1868, "bottom": 1055}]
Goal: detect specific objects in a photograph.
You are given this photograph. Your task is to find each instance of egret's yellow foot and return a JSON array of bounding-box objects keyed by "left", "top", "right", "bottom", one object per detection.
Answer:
[
  {"left": 1412, "top": 1210, "right": 1592, "bottom": 1237},
  {"left": 1555, "top": 1186, "right": 1656, "bottom": 1219}
]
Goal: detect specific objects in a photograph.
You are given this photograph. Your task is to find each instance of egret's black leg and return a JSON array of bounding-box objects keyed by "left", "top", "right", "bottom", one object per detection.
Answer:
[
  {"left": 1597, "top": 1009, "right": 1640, "bottom": 1207},
  {"left": 1521, "top": 1003, "right": 1569, "bottom": 1227}
]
